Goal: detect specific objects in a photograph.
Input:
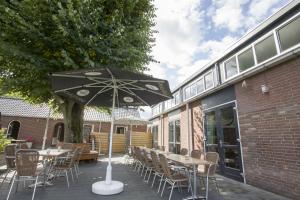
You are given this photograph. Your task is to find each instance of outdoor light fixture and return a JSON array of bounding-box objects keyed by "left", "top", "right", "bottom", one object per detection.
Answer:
[
  {"left": 261, "top": 84, "right": 270, "bottom": 94},
  {"left": 123, "top": 97, "right": 134, "bottom": 103},
  {"left": 85, "top": 72, "right": 102, "bottom": 76},
  {"left": 145, "top": 84, "right": 159, "bottom": 91},
  {"left": 76, "top": 89, "right": 90, "bottom": 96}
]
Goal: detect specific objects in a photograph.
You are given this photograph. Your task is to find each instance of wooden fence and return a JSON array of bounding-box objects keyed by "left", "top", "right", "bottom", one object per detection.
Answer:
[{"left": 91, "top": 132, "right": 152, "bottom": 154}]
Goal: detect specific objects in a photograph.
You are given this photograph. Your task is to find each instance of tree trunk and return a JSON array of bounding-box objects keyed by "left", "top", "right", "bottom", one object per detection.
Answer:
[{"left": 61, "top": 99, "right": 84, "bottom": 143}]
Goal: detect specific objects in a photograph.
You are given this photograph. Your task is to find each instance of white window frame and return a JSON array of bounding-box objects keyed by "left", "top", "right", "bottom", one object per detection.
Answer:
[
  {"left": 222, "top": 55, "right": 239, "bottom": 81},
  {"left": 204, "top": 70, "right": 215, "bottom": 90},
  {"left": 236, "top": 46, "right": 256, "bottom": 73},
  {"left": 115, "top": 126, "right": 127, "bottom": 134}
]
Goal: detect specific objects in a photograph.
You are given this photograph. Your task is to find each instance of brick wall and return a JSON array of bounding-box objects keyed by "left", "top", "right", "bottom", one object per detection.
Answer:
[
  {"left": 1, "top": 116, "right": 147, "bottom": 148},
  {"left": 190, "top": 100, "right": 205, "bottom": 154},
  {"left": 235, "top": 57, "right": 300, "bottom": 199}
]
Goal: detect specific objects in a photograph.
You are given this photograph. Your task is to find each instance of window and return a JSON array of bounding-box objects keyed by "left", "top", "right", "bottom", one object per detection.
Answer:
[
  {"left": 197, "top": 78, "right": 204, "bottom": 93},
  {"left": 190, "top": 83, "right": 197, "bottom": 97},
  {"left": 184, "top": 87, "right": 190, "bottom": 100},
  {"left": 204, "top": 72, "right": 214, "bottom": 89},
  {"left": 254, "top": 35, "right": 277, "bottom": 63},
  {"left": 168, "top": 119, "right": 180, "bottom": 154},
  {"left": 238, "top": 48, "right": 255, "bottom": 72},
  {"left": 7, "top": 121, "right": 20, "bottom": 139},
  {"left": 152, "top": 125, "right": 159, "bottom": 148},
  {"left": 116, "top": 126, "right": 126, "bottom": 134},
  {"left": 174, "top": 92, "right": 180, "bottom": 105},
  {"left": 278, "top": 16, "right": 300, "bottom": 51},
  {"left": 224, "top": 57, "right": 238, "bottom": 79}
]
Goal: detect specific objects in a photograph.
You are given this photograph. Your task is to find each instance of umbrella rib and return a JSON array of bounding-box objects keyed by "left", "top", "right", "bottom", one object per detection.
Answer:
[
  {"left": 52, "top": 73, "right": 113, "bottom": 81},
  {"left": 85, "top": 85, "right": 113, "bottom": 106},
  {"left": 54, "top": 82, "right": 100, "bottom": 93},
  {"left": 118, "top": 80, "right": 172, "bottom": 99},
  {"left": 118, "top": 87, "right": 151, "bottom": 106}
]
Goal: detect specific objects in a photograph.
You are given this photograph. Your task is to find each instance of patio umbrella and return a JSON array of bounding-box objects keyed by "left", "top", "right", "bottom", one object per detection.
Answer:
[
  {"left": 115, "top": 116, "right": 151, "bottom": 146},
  {"left": 50, "top": 67, "right": 172, "bottom": 195}
]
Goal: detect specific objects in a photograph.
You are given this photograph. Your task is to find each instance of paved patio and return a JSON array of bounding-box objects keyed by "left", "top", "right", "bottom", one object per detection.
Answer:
[{"left": 0, "top": 155, "right": 290, "bottom": 200}]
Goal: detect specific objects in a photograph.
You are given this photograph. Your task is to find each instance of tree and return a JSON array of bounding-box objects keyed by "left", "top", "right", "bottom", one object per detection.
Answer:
[{"left": 0, "top": 0, "right": 156, "bottom": 143}]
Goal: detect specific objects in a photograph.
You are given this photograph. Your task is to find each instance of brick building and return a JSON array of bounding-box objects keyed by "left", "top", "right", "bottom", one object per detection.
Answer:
[
  {"left": 149, "top": 1, "right": 300, "bottom": 199},
  {"left": 0, "top": 97, "right": 147, "bottom": 148}
]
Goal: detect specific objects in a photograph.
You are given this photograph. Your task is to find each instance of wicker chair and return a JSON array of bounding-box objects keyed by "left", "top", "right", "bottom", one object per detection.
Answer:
[
  {"left": 0, "top": 145, "right": 17, "bottom": 189},
  {"left": 158, "top": 146, "right": 165, "bottom": 151},
  {"left": 52, "top": 148, "right": 79, "bottom": 188},
  {"left": 133, "top": 147, "right": 145, "bottom": 175},
  {"left": 191, "top": 150, "right": 202, "bottom": 159},
  {"left": 7, "top": 150, "right": 40, "bottom": 200},
  {"left": 159, "top": 154, "right": 190, "bottom": 200},
  {"left": 150, "top": 151, "right": 165, "bottom": 193},
  {"left": 141, "top": 149, "right": 153, "bottom": 182},
  {"left": 197, "top": 152, "right": 220, "bottom": 194},
  {"left": 19, "top": 143, "right": 29, "bottom": 149},
  {"left": 180, "top": 148, "right": 188, "bottom": 156}
]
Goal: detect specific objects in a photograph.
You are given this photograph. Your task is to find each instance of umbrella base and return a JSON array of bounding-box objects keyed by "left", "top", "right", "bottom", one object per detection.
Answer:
[{"left": 92, "top": 180, "right": 124, "bottom": 195}]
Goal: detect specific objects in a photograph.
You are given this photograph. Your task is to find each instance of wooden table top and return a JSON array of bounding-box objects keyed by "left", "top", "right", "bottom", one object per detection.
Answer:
[
  {"left": 140, "top": 147, "right": 210, "bottom": 166},
  {"left": 38, "top": 149, "right": 70, "bottom": 157}
]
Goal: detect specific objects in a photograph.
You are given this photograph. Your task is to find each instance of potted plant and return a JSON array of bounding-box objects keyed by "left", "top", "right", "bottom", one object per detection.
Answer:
[{"left": 24, "top": 135, "right": 34, "bottom": 149}]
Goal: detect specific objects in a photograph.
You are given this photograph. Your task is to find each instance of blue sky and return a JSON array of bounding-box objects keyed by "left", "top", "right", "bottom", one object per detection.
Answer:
[{"left": 141, "top": 0, "right": 291, "bottom": 118}]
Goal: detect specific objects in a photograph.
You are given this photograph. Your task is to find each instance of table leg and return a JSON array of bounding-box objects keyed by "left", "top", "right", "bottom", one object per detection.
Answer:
[{"left": 182, "top": 164, "right": 206, "bottom": 200}]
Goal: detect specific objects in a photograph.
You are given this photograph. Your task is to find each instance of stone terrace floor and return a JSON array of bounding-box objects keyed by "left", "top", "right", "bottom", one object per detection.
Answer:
[{"left": 0, "top": 155, "right": 290, "bottom": 200}]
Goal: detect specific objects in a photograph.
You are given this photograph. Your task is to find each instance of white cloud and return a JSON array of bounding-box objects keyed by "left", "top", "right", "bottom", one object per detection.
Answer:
[
  {"left": 199, "top": 36, "right": 238, "bottom": 59},
  {"left": 210, "top": 0, "right": 249, "bottom": 32}
]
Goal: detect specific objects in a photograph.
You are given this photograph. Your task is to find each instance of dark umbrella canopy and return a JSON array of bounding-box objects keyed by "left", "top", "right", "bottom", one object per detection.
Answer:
[{"left": 50, "top": 68, "right": 172, "bottom": 107}]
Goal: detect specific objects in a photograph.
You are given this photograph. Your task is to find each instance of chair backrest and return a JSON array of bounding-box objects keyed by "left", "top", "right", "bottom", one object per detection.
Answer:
[
  {"left": 4, "top": 144, "right": 17, "bottom": 169},
  {"left": 150, "top": 151, "right": 162, "bottom": 172},
  {"left": 15, "top": 150, "right": 39, "bottom": 177},
  {"left": 19, "top": 143, "right": 28, "bottom": 149},
  {"left": 191, "top": 150, "right": 202, "bottom": 159},
  {"left": 61, "top": 143, "right": 75, "bottom": 150},
  {"left": 158, "top": 146, "right": 165, "bottom": 151},
  {"left": 142, "top": 149, "right": 151, "bottom": 166},
  {"left": 158, "top": 154, "right": 172, "bottom": 179},
  {"left": 180, "top": 148, "right": 188, "bottom": 156},
  {"left": 66, "top": 148, "right": 80, "bottom": 168},
  {"left": 134, "top": 147, "right": 144, "bottom": 162},
  {"left": 205, "top": 152, "right": 219, "bottom": 176}
]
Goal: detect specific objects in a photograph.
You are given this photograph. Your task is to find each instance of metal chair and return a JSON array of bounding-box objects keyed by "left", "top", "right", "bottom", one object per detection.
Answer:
[
  {"left": 159, "top": 154, "right": 190, "bottom": 200},
  {"left": 6, "top": 150, "right": 40, "bottom": 200},
  {"left": 141, "top": 149, "right": 153, "bottom": 182},
  {"left": 150, "top": 151, "right": 165, "bottom": 193},
  {"left": 197, "top": 152, "right": 220, "bottom": 194},
  {"left": 0, "top": 145, "right": 17, "bottom": 189},
  {"left": 52, "top": 148, "right": 79, "bottom": 188}
]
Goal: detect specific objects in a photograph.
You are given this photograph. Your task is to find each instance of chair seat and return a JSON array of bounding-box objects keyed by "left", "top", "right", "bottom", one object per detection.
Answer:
[{"left": 170, "top": 173, "right": 188, "bottom": 181}]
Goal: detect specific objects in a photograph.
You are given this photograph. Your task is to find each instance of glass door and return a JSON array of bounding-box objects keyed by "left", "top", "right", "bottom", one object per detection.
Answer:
[
  {"left": 204, "top": 103, "right": 243, "bottom": 181},
  {"left": 168, "top": 119, "right": 180, "bottom": 154}
]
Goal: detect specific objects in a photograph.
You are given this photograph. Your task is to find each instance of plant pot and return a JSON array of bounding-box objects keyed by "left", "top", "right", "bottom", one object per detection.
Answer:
[{"left": 26, "top": 142, "right": 32, "bottom": 149}]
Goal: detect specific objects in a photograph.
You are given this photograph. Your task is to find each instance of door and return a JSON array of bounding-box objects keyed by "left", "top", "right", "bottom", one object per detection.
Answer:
[
  {"left": 168, "top": 119, "right": 180, "bottom": 154},
  {"left": 204, "top": 103, "right": 243, "bottom": 181}
]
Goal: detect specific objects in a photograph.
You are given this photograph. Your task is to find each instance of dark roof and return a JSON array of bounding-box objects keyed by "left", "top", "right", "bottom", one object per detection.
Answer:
[{"left": 0, "top": 97, "right": 141, "bottom": 122}]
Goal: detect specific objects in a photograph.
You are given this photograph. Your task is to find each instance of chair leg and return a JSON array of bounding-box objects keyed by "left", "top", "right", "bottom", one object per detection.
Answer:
[
  {"left": 65, "top": 171, "right": 69, "bottom": 188},
  {"left": 0, "top": 170, "right": 10, "bottom": 189},
  {"left": 161, "top": 180, "right": 167, "bottom": 197},
  {"left": 70, "top": 169, "right": 74, "bottom": 182},
  {"left": 158, "top": 175, "right": 163, "bottom": 193},
  {"left": 147, "top": 169, "right": 152, "bottom": 183},
  {"left": 143, "top": 168, "right": 148, "bottom": 180},
  {"left": 6, "top": 176, "right": 15, "bottom": 200},
  {"left": 212, "top": 177, "right": 220, "bottom": 194},
  {"left": 169, "top": 182, "right": 175, "bottom": 200},
  {"left": 151, "top": 173, "right": 157, "bottom": 188},
  {"left": 32, "top": 176, "right": 38, "bottom": 200}
]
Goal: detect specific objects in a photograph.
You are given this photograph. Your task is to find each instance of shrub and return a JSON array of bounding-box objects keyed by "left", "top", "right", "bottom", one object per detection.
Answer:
[{"left": 0, "top": 129, "right": 10, "bottom": 152}]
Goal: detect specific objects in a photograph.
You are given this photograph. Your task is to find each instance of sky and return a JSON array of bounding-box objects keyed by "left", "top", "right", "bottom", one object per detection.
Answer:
[{"left": 140, "top": 0, "right": 291, "bottom": 119}]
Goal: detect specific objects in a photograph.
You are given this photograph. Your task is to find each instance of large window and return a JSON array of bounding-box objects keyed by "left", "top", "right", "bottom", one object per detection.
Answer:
[
  {"left": 190, "top": 83, "right": 197, "bottom": 97},
  {"left": 254, "top": 35, "right": 277, "bottom": 63},
  {"left": 168, "top": 119, "right": 180, "bottom": 154},
  {"left": 152, "top": 125, "right": 159, "bottom": 148},
  {"left": 238, "top": 48, "right": 255, "bottom": 72},
  {"left": 224, "top": 57, "right": 238, "bottom": 79},
  {"left": 116, "top": 126, "right": 126, "bottom": 134},
  {"left": 278, "top": 16, "right": 300, "bottom": 51},
  {"left": 174, "top": 91, "right": 181, "bottom": 105},
  {"left": 197, "top": 78, "right": 204, "bottom": 93},
  {"left": 183, "top": 87, "right": 190, "bottom": 100},
  {"left": 204, "top": 72, "right": 214, "bottom": 89}
]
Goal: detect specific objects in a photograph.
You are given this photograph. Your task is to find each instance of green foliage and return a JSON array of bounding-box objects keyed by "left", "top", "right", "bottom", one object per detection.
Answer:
[
  {"left": 0, "top": 129, "right": 10, "bottom": 152},
  {"left": 0, "top": 0, "right": 156, "bottom": 104}
]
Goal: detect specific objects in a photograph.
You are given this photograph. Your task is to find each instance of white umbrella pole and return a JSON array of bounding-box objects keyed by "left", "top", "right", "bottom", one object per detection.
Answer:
[
  {"left": 42, "top": 108, "right": 51, "bottom": 150},
  {"left": 105, "top": 86, "right": 116, "bottom": 184}
]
